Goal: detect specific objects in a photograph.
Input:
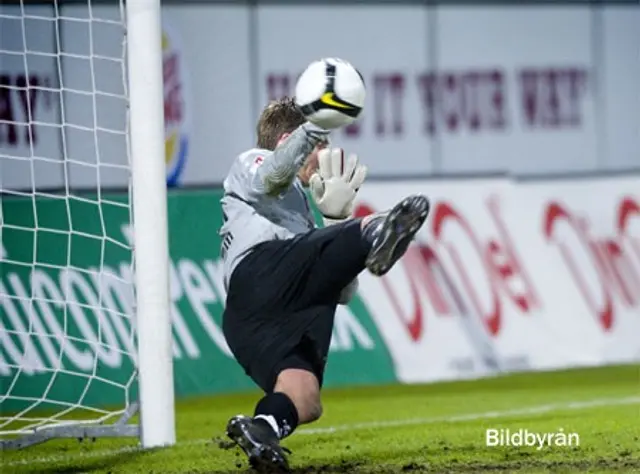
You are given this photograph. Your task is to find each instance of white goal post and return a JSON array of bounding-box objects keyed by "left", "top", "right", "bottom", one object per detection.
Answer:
[
  {"left": 0, "top": 0, "right": 175, "bottom": 450},
  {"left": 127, "top": 0, "right": 175, "bottom": 449}
]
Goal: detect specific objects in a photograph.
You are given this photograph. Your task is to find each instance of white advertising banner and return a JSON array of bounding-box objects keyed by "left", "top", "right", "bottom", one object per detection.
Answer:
[
  {"left": 256, "top": 5, "right": 436, "bottom": 176},
  {"left": 0, "top": 6, "right": 63, "bottom": 190},
  {"left": 159, "top": 5, "right": 254, "bottom": 185},
  {"left": 353, "top": 175, "right": 640, "bottom": 383},
  {"left": 58, "top": 4, "right": 254, "bottom": 189},
  {"left": 601, "top": 6, "right": 640, "bottom": 171},
  {"left": 435, "top": 6, "right": 598, "bottom": 175},
  {"left": 254, "top": 6, "right": 628, "bottom": 177},
  {"left": 1, "top": 4, "right": 638, "bottom": 191},
  {"left": 1, "top": 4, "right": 254, "bottom": 190}
]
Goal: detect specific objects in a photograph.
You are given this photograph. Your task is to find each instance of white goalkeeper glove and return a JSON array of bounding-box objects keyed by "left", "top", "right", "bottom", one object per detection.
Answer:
[{"left": 309, "top": 148, "right": 367, "bottom": 224}]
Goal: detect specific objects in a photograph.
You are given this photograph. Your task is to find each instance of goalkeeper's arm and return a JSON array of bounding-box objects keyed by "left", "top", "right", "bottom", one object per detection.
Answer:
[{"left": 255, "top": 122, "right": 329, "bottom": 196}]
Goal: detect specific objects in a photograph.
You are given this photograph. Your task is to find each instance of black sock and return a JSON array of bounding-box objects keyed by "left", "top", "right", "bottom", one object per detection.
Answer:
[{"left": 253, "top": 392, "right": 299, "bottom": 439}]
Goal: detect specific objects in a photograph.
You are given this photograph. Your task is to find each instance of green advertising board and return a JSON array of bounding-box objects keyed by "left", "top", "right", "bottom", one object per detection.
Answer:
[{"left": 1, "top": 189, "right": 396, "bottom": 413}]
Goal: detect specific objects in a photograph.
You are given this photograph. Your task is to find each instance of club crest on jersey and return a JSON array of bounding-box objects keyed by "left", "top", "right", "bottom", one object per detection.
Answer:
[
  {"left": 162, "top": 23, "right": 190, "bottom": 187},
  {"left": 249, "top": 155, "right": 264, "bottom": 172}
]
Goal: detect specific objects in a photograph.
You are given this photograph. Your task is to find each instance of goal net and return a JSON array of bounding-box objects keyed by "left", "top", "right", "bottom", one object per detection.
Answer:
[{"left": 0, "top": 0, "right": 174, "bottom": 450}]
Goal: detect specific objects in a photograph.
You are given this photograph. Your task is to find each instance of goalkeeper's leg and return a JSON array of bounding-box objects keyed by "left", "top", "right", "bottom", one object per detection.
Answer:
[
  {"left": 298, "top": 193, "right": 431, "bottom": 304},
  {"left": 224, "top": 306, "right": 334, "bottom": 473},
  {"left": 230, "top": 193, "right": 431, "bottom": 308},
  {"left": 222, "top": 194, "right": 430, "bottom": 472}
]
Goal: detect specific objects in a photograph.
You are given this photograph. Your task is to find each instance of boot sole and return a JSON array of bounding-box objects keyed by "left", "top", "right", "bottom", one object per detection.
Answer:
[{"left": 365, "top": 195, "right": 430, "bottom": 276}]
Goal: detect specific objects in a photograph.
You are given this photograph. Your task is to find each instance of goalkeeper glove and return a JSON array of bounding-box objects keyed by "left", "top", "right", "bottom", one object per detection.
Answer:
[{"left": 309, "top": 148, "right": 367, "bottom": 224}]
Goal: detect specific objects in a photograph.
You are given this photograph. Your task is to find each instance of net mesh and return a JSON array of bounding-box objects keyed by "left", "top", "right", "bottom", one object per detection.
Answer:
[{"left": 0, "top": 1, "right": 139, "bottom": 439}]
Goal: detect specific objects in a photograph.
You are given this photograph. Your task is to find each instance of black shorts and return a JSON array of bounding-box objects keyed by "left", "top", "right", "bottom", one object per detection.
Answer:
[{"left": 222, "top": 219, "right": 367, "bottom": 393}]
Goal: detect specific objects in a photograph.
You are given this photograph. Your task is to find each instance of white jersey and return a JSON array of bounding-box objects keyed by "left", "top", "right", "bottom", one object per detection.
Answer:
[{"left": 219, "top": 122, "right": 329, "bottom": 289}]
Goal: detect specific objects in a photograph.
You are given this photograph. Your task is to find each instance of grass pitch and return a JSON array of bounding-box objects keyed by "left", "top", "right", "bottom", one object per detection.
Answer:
[{"left": 2, "top": 364, "right": 639, "bottom": 474}]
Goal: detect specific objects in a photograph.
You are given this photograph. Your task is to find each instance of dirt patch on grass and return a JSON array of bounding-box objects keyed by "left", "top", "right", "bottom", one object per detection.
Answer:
[{"left": 222, "top": 457, "right": 640, "bottom": 474}]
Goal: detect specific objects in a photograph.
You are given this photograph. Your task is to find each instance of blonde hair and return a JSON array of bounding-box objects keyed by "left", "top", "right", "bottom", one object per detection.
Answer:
[{"left": 256, "top": 97, "right": 306, "bottom": 150}]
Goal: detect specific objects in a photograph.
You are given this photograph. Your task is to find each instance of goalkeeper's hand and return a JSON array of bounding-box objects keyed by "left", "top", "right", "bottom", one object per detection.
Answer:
[{"left": 309, "top": 148, "right": 367, "bottom": 223}]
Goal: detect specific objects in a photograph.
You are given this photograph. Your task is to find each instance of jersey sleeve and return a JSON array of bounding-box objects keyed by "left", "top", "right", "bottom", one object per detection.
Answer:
[
  {"left": 224, "top": 122, "right": 329, "bottom": 200},
  {"left": 223, "top": 149, "right": 273, "bottom": 201},
  {"left": 254, "top": 122, "right": 328, "bottom": 196}
]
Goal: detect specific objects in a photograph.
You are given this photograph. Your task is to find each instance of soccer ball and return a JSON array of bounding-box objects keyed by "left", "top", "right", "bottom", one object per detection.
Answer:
[{"left": 295, "top": 58, "right": 366, "bottom": 130}]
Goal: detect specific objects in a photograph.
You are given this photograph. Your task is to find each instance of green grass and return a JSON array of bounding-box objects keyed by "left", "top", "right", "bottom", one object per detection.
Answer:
[{"left": 2, "top": 364, "right": 639, "bottom": 473}]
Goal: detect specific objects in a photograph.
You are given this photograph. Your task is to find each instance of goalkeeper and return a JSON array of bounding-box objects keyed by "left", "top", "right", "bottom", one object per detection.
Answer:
[{"left": 219, "top": 97, "right": 430, "bottom": 472}]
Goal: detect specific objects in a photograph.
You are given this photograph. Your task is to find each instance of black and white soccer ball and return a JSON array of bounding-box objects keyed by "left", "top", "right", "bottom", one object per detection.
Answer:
[{"left": 294, "top": 58, "right": 366, "bottom": 130}]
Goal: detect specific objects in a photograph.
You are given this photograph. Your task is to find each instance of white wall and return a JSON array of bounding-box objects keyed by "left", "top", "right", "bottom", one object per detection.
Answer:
[
  {"left": 257, "top": 5, "right": 434, "bottom": 176},
  {"left": 434, "top": 6, "right": 597, "bottom": 175},
  {"left": 600, "top": 6, "right": 640, "bottom": 172},
  {"left": 0, "top": 3, "right": 638, "bottom": 190},
  {"left": 0, "top": 5, "right": 63, "bottom": 191}
]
